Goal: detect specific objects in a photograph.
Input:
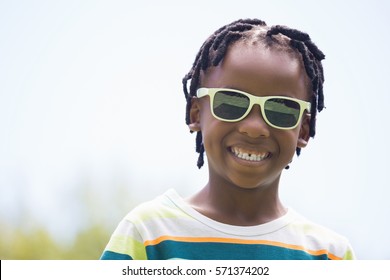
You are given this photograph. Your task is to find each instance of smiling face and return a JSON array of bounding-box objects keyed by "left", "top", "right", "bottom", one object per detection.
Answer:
[{"left": 189, "top": 41, "right": 311, "bottom": 190}]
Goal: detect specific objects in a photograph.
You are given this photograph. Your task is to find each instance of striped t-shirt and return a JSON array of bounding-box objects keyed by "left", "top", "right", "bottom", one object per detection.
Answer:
[{"left": 100, "top": 189, "right": 355, "bottom": 260}]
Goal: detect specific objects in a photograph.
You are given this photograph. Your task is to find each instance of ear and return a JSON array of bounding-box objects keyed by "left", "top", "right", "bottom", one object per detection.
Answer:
[
  {"left": 297, "top": 114, "right": 311, "bottom": 148},
  {"left": 188, "top": 97, "right": 201, "bottom": 132}
]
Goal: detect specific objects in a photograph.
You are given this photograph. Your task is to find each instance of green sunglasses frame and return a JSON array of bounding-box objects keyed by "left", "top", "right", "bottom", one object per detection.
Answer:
[{"left": 196, "top": 87, "right": 311, "bottom": 130}]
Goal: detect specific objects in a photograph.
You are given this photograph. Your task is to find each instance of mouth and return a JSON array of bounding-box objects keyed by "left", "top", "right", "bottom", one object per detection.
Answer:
[{"left": 230, "top": 146, "right": 271, "bottom": 162}]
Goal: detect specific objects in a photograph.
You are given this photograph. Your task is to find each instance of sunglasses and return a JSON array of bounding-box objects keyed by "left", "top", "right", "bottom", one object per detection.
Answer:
[{"left": 196, "top": 88, "right": 311, "bottom": 130}]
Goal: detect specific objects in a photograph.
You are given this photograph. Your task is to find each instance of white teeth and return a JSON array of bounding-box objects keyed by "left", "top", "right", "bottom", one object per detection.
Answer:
[{"left": 231, "top": 147, "right": 268, "bottom": 162}]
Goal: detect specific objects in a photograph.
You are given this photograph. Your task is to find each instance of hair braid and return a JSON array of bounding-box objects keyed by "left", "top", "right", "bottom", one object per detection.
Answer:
[
  {"left": 182, "top": 19, "right": 325, "bottom": 168},
  {"left": 212, "top": 31, "right": 242, "bottom": 66},
  {"left": 266, "top": 25, "right": 326, "bottom": 142},
  {"left": 195, "top": 131, "right": 204, "bottom": 168}
]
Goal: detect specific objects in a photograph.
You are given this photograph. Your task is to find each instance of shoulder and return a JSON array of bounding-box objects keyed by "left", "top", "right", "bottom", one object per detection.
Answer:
[
  {"left": 287, "top": 210, "right": 356, "bottom": 259},
  {"left": 101, "top": 189, "right": 187, "bottom": 260},
  {"left": 123, "top": 189, "right": 188, "bottom": 224},
  {"left": 115, "top": 189, "right": 195, "bottom": 238}
]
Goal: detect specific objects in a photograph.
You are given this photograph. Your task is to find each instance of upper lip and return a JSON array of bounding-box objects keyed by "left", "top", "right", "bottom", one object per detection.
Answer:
[
  {"left": 227, "top": 138, "right": 273, "bottom": 152},
  {"left": 227, "top": 142, "right": 273, "bottom": 157}
]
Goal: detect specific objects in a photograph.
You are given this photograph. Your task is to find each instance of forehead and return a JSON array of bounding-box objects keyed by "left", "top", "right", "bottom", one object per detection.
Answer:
[{"left": 201, "top": 41, "right": 310, "bottom": 99}]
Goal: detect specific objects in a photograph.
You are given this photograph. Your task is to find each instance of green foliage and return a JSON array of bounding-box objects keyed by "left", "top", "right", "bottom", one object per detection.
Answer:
[
  {"left": 0, "top": 174, "right": 138, "bottom": 260},
  {"left": 0, "top": 221, "right": 111, "bottom": 260},
  {"left": 0, "top": 174, "right": 139, "bottom": 259},
  {"left": 65, "top": 225, "right": 111, "bottom": 259}
]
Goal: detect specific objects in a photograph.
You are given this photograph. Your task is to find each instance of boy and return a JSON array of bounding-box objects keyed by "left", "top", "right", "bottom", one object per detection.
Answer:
[{"left": 101, "top": 19, "right": 355, "bottom": 260}]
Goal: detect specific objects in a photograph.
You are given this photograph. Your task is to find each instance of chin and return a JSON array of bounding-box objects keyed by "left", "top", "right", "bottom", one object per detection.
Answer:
[
  {"left": 231, "top": 180, "right": 272, "bottom": 191},
  {"left": 228, "top": 173, "right": 282, "bottom": 191}
]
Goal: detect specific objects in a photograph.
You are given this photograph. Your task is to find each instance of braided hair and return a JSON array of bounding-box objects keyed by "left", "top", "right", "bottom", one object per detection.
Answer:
[{"left": 182, "top": 19, "right": 325, "bottom": 169}]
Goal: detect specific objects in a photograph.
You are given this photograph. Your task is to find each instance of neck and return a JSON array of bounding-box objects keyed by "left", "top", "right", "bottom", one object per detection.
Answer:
[{"left": 187, "top": 178, "right": 286, "bottom": 226}]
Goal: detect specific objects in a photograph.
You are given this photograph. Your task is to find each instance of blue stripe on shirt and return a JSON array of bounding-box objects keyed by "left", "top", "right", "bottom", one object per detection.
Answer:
[{"left": 145, "top": 240, "right": 329, "bottom": 260}]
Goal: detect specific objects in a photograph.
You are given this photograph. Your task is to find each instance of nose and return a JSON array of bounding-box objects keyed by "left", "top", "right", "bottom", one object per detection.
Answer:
[{"left": 238, "top": 104, "right": 270, "bottom": 138}]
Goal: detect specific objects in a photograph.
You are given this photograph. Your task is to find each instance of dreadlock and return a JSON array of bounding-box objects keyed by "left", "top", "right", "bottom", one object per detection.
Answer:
[{"left": 182, "top": 19, "right": 325, "bottom": 168}]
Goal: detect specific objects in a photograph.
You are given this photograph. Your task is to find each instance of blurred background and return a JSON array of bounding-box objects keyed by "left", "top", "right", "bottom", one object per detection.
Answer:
[{"left": 1, "top": 0, "right": 389, "bottom": 259}]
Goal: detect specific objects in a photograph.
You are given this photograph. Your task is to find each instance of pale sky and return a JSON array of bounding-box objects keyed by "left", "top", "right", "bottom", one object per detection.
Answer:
[{"left": 0, "top": 0, "right": 389, "bottom": 259}]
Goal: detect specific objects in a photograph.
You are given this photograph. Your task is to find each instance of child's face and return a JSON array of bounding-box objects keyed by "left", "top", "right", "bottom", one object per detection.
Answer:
[{"left": 190, "top": 42, "right": 311, "bottom": 190}]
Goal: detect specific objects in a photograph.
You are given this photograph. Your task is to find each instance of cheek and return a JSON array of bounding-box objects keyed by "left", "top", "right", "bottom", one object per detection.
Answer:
[
  {"left": 201, "top": 120, "right": 233, "bottom": 163},
  {"left": 201, "top": 120, "right": 225, "bottom": 150},
  {"left": 275, "top": 130, "right": 300, "bottom": 158}
]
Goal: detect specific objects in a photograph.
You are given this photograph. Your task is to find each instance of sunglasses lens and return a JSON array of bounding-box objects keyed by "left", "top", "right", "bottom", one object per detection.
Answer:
[
  {"left": 264, "top": 98, "right": 301, "bottom": 128},
  {"left": 213, "top": 90, "right": 249, "bottom": 120}
]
